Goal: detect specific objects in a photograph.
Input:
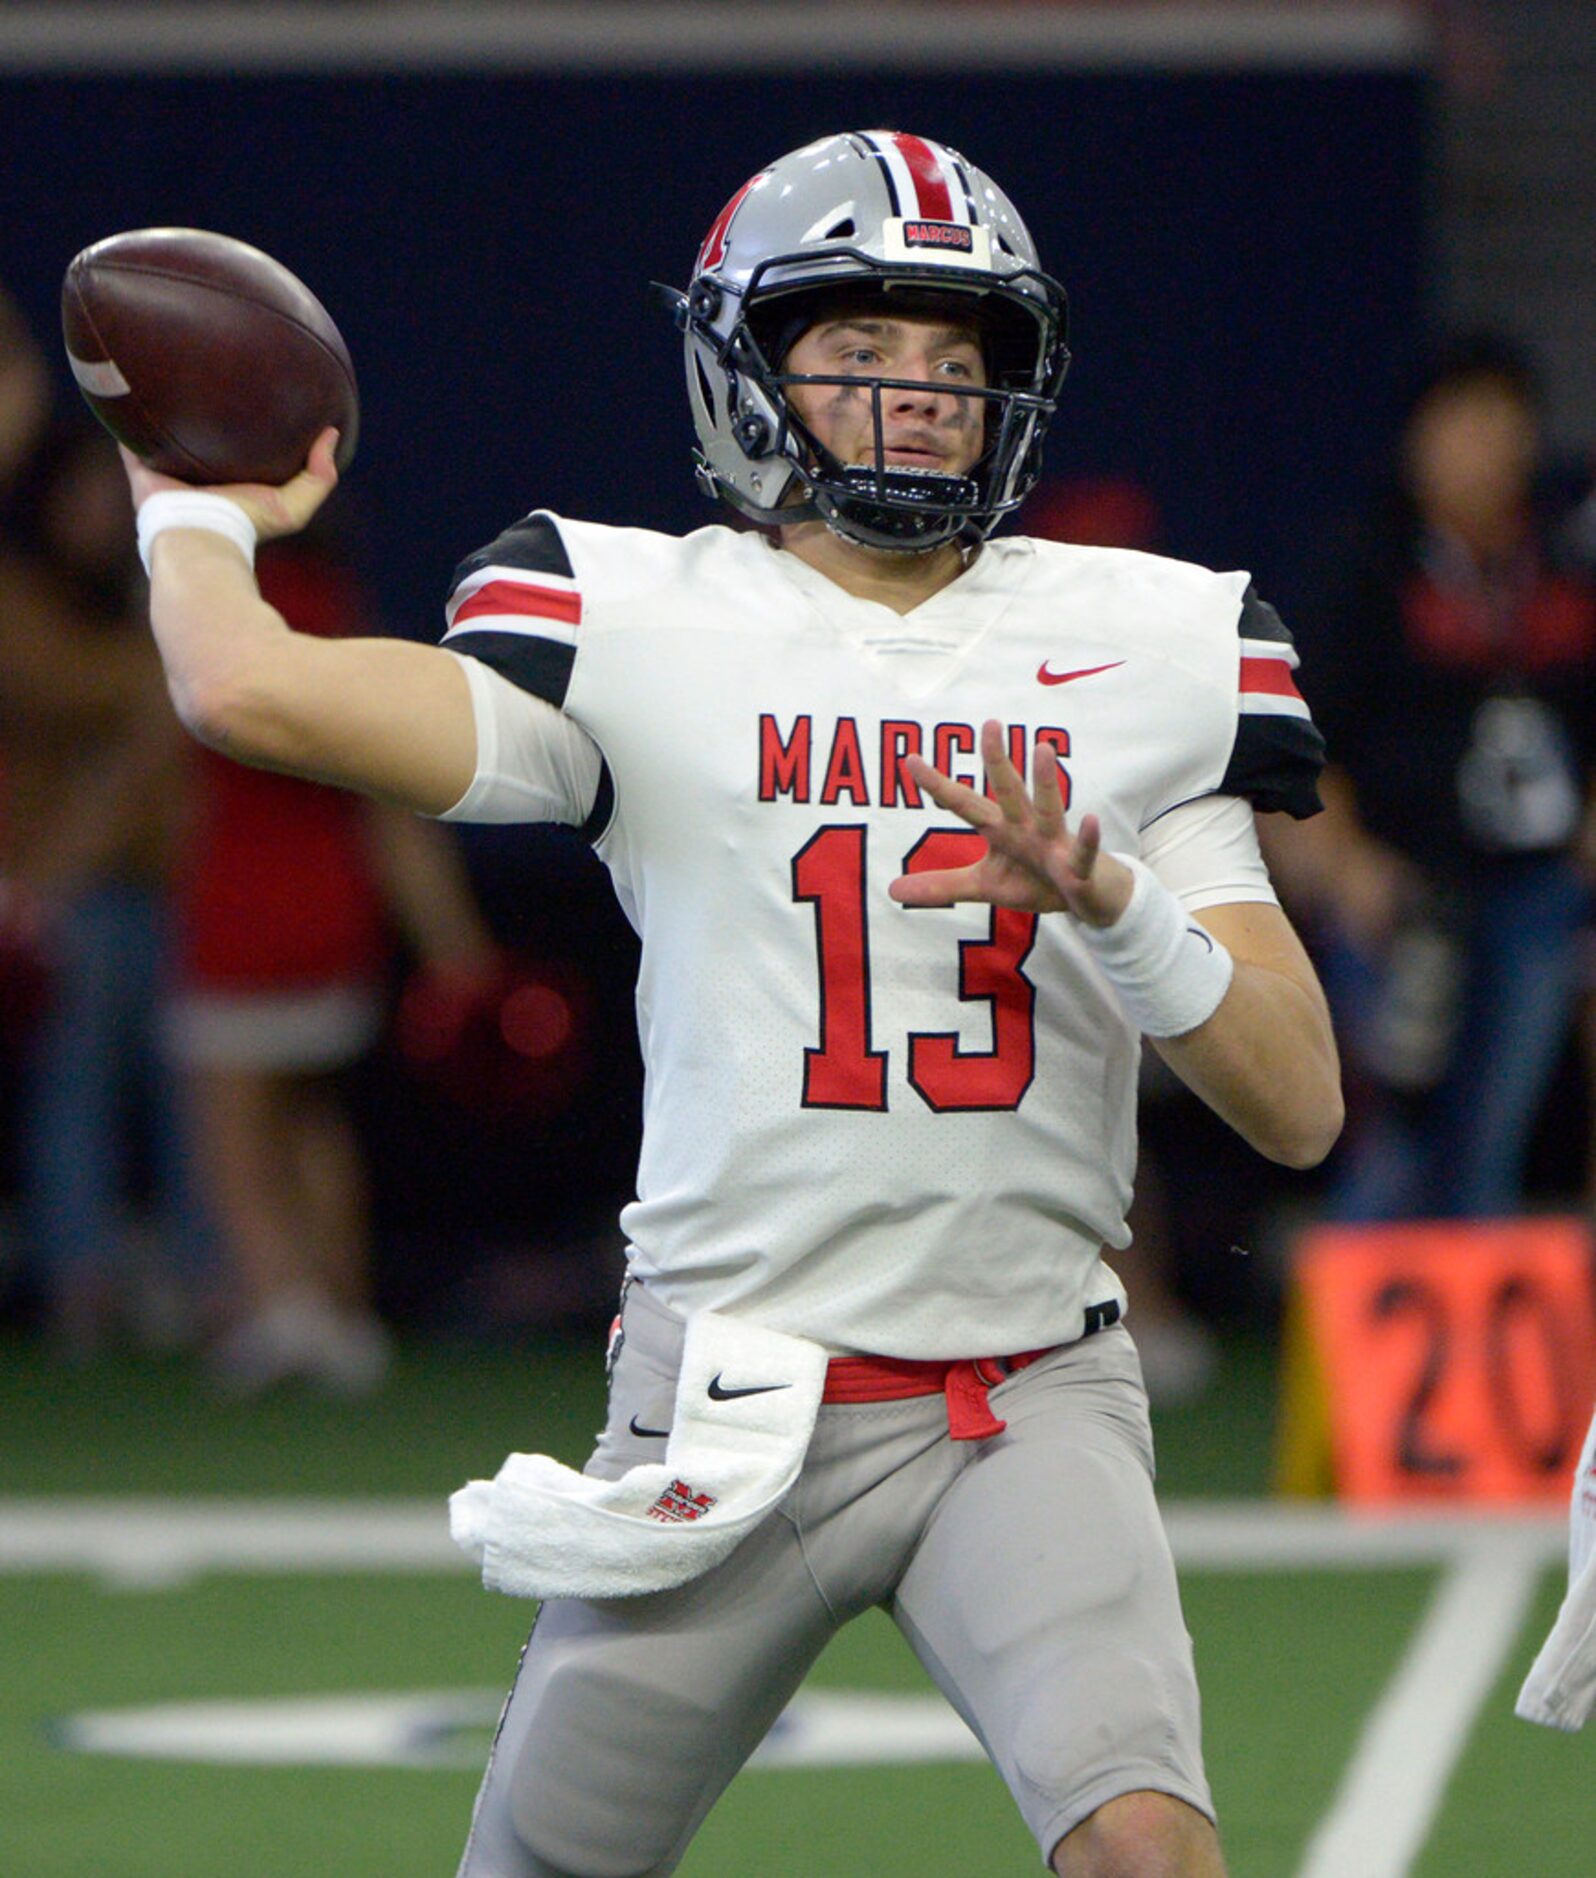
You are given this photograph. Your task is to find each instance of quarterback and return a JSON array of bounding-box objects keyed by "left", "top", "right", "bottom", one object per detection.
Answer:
[{"left": 124, "top": 131, "right": 1340, "bottom": 1877}]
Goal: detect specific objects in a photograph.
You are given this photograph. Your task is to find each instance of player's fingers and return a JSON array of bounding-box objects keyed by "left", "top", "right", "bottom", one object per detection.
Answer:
[
  {"left": 904, "top": 753, "right": 1000, "bottom": 828},
  {"left": 981, "top": 719, "right": 1031, "bottom": 825},
  {"left": 888, "top": 863, "right": 984, "bottom": 907},
  {"left": 118, "top": 442, "right": 190, "bottom": 505},
  {"left": 251, "top": 431, "right": 341, "bottom": 537},
  {"left": 304, "top": 426, "right": 341, "bottom": 486},
  {"left": 1030, "top": 737, "right": 1067, "bottom": 836},
  {"left": 1068, "top": 811, "right": 1102, "bottom": 879},
  {"left": 279, "top": 428, "right": 340, "bottom": 506}
]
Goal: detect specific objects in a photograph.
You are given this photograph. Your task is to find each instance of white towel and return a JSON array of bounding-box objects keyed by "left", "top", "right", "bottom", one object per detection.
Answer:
[
  {"left": 1516, "top": 1396, "right": 1596, "bottom": 1731},
  {"left": 450, "top": 1311, "right": 828, "bottom": 1601}
]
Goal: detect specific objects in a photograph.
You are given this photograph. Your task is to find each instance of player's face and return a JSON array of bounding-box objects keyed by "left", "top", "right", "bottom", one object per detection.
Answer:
[
  {"left": 782, "top": 310, "right": 988, "bottom": 480},
  {"left": 1405, "top": 376, "right": 1539, "bottom": 534}
]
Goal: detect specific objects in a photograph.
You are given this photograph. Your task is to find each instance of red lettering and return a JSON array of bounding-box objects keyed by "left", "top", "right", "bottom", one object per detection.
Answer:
[
  {"left": 904, "top": 221, "right": 973, "bottom": 251},
  {"left": 759, "top": 713, "right": 812, "bottom": 802},
  {"left": 819, "top": 718, "right": 870, "bottom": 806},
  {"left": 880, "top": 720, "right": 924, "bottom": 808},
  {"left": 757, "top": 718, "right": 1070, "bottom": 810},
  {"left": 933, "top": 722, "right": 978, "bottom": 789}
]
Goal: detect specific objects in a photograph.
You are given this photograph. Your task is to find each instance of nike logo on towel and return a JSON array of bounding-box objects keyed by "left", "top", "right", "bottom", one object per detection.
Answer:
[
  {"left": 707, "top": 1375, "right": 793, "bottom": 1402},
  {"left": 1036, "top": 659, "right": 1125, "bottom": 686},
  {"left": 629, "top": 1415, "right": 671, "bottom": 1439}
]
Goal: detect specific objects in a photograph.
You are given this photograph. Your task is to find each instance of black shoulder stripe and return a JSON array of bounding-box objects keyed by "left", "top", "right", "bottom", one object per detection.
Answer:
[
  {"left": 445, "top": 628, "right": 575, "bottom": 709},
  {"left": 1220, "top": 712, "right": 1325, "bottom": 819},
  {"left": 1238, "top": 581, "right": 1294, "bottom": 646},
  {"left": 447, "top": 512, "right": 573, "bottom": 599}
]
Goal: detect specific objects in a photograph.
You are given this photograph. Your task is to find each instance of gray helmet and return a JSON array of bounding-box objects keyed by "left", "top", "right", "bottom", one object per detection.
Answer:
[{"left": 663, "top": 130, "right": 1071, "bottom": 552}]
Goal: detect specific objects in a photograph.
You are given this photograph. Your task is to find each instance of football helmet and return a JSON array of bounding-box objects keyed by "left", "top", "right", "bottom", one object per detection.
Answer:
[{"left": 663, "top": 130, "right": 1070, "bottom": 552}]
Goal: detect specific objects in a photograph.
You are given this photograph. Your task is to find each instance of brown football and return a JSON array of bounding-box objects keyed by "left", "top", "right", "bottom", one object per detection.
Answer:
[{"left": 61, "top": 227, "right": 359, "bottom": 486}]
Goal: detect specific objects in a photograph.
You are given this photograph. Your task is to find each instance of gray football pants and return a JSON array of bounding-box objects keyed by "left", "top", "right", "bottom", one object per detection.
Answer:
[{"left": 457, "top": 1284, "right": 1212, "bottom": 1877}]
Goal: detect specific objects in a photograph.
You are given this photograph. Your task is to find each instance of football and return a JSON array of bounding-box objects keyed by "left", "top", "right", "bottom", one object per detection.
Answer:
[{"left": 60, "top": 227, "right": 359, "bottom": 486}]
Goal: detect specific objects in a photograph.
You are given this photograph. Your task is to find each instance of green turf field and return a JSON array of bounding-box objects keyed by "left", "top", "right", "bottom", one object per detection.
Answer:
[{"left": 1, "top": 1331, "right": 1585, "bottom": 1876}]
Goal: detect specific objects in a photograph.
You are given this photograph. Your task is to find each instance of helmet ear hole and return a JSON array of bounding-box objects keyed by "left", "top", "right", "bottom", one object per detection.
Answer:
[{"left": 692, "top": 354, "right": 716, "bottom": 424}]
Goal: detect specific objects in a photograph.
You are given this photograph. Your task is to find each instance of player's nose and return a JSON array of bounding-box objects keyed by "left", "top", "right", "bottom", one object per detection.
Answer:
[{"left": 886, "top": 362, "right": 950, "bottom": 411}]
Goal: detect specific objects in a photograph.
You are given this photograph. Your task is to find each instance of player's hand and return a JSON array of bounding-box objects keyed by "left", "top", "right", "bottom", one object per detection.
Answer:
[
  {"left": 888, "top": 718, "right": 1135, "bottom": 927},
  {"left": 118, "top": 425, "right": 341, "bottom": 542}
]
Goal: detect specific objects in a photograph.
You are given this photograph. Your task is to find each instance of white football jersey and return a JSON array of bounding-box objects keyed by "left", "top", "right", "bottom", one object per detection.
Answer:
[{"left": 440, "top": 516, "right": 1322, "bottom": 1359}]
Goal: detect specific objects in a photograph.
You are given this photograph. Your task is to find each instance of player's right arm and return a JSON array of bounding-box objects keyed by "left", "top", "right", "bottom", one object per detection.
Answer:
[{"left": 125, "top": 429, "right": 475, "bottom": 815}]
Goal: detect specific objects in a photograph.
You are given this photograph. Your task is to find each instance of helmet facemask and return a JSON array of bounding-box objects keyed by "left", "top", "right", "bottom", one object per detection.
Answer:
[{"left": 755, "top": 282, "right": 1058, "bottom": 551}]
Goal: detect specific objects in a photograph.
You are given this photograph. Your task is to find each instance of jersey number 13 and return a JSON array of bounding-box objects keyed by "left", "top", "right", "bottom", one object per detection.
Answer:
[{"left": 793, "top": 824, "right": 1037, "bottom": 1114}]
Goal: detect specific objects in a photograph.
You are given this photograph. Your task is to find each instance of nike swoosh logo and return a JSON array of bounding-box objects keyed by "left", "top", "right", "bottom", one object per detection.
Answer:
[
  {"left": 707, "top": 1374, "right": 793, "bottom": 1402},
  {"left": 1036, "top": 659, "right": 1125, "bottom": 686},
  {"left": 1186, "top": 925, "right": 1215, "bottom": 953},
  {"left": 628, "top": 1415, "right": 671, "bottom": 1439}
]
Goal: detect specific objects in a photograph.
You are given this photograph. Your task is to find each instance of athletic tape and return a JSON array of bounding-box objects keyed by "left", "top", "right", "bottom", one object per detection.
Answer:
[
  {"left": 137, "top": 490, "right": 257, "bottom": 577},
  {"left": 1079, "top": 854, "right": 1234, "bottom": 1038}
]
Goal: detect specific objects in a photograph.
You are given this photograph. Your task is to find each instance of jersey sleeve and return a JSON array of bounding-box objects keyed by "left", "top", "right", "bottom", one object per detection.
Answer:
[
  {"left": 1140, "top": 793, "right": 1278, "bottom": 911},
  {"left": 1217, "top": 584, "right": 1326, "bottom": 818},
  {"left": 440, "top": 511, "right": 584, "bottom": 707},
  {"left": 437, "top": 510, "right": 615, "bottom": 840},
  {"left": 435, "top": 653, "right": 605, "bottom": 830}
]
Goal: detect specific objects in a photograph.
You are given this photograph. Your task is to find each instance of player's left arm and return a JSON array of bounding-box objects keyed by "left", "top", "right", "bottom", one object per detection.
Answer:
[
  {"left": 1147, "top": 895, "right": 1340, "bottom": 1168},
  {"left": 895, "top": 720, "right": 1342, "bottom": 1168}
]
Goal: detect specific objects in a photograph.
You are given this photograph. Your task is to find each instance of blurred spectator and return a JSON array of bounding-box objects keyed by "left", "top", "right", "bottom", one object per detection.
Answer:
[
  {"left": 165, "top": 529, "right": 501, "bottom": 1395},
  {"left": 1022, "top": 473, "right": 1218, "bottom": 1402},
  {"left": 0, "top": 285, "right": 49, "bottom": 501},
  {"left": 1, "top": 409, "right": 210, "bottom": 1357},
  {"left": 1277, "top": 334, "right": 1596, "bottom": 1220}
]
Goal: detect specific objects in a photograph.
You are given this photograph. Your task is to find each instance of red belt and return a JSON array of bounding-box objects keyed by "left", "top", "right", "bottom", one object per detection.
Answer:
[{"left": 822, "top": 1348, "right": 1055, "bottom": 1441}]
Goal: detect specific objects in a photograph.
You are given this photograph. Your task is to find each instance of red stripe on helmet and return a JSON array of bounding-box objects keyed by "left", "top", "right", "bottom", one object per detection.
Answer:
[
  {"left": 890, "top": 133, "right": 954, "bottom": 222},
  {"left": 696, "top": 173, "right": 763, "bottom": 276}
]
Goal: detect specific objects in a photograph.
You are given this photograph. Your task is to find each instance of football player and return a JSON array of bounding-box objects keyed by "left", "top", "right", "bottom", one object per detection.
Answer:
[{"left": 124, "top": 130, "right": 1341, "bottom": 1878}]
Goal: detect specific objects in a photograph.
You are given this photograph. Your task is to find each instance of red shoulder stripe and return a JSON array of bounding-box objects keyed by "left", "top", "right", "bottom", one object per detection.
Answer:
[
  {"left": 452, "top": 579, "right": 581, "bottom": 629},
  {"left": 1239, "top": 655, "right": 1302, "bottom": 700}
]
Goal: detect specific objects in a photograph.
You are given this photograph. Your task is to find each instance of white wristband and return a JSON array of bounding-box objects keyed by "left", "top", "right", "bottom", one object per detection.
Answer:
[
  {"left": 1078, "top": 854, "right": 1234, "bottom": 1038},
  {"left": 137, "top": 490, "right": 257, "bottom": 578}
]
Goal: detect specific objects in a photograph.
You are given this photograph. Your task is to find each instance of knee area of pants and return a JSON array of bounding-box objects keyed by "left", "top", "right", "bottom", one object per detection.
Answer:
[
  {"left": 1013, "top": 1650, "right": 1175, "bottom": 1802},
  {"left": 506, "top": 1659, "right": 711, "bottom": 1877}
]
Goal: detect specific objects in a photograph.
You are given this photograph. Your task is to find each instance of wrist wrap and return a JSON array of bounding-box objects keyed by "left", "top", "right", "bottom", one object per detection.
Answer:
[
  {"left": 1078, "top": 854, "right": 1234, "bottom": 1038},
  {"left": 137, "top": 490, "right": 257, "bottom": 577}
]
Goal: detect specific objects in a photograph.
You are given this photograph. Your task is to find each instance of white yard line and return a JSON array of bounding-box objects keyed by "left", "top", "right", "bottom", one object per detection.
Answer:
[
  {"left": 0, "top": 1494, "right": 1565, "bottom": 1870},
  {"left": 1162, "top": 1500, "right": 1563, "bottom": 1571},
  {"left": 0, "top": 1496, "right": 1563, "bottom": 1585},
  {"left": 0, "top": 1499, "right": 462, "bottom": 1588},
  {"left": 1295, "top": 1539, "right": 1546, "bottom": 1878}
]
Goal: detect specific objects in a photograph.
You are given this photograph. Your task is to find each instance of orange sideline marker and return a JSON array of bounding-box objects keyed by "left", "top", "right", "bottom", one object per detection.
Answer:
[{"left": 1276, "top": 1218, "right": 1596, "bottom": 1506}]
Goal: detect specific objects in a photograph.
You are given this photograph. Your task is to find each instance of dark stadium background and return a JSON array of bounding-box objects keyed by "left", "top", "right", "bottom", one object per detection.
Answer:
[{"left": 0, "top": 60, "right": 1432, "bottom": 1330}]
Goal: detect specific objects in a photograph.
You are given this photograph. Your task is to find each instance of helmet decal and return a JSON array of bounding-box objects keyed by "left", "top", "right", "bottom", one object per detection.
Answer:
[
  {"left": 857, "top": 131, "right": 965, "bottom": 225},
  {"left": 695, "top": 171, "right": 770, "bottom": 278}
]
